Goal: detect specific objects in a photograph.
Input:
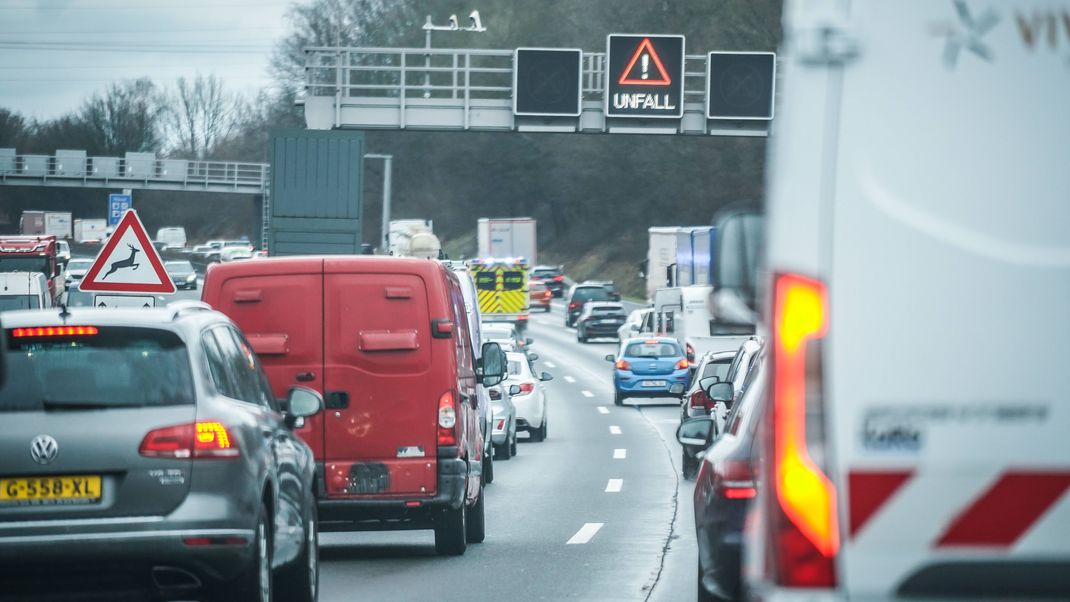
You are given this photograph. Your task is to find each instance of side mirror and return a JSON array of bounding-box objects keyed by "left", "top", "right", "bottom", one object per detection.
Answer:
[
  {"left": 604, "top": 354, "right": 615, "bottom": 362},
  {"left": 479, "top": 342, "right": 505, "bottom": 387},
  {"left": 525, "top": 337, "right": 534, "bottom": 346},
  {"left": 705, "top": 381, "right": 734, "bottom": 403},
  {"left": 527, "top": 353, "right": 539, "bottom": 361},
  {"left": 284, "top": 386, "right": 323, "bottom": 428},
  {"left": 676, "top": 417, "right": 716, "bottom": 454},
  {"left": 509, "top": 384, "right": 521, "bottom": 396},
  {"left": 697, "top": 376, "right": 721, "bottom": 392},
  {"left": 539, "top": 372, "right": 553, "bottom": 382}
]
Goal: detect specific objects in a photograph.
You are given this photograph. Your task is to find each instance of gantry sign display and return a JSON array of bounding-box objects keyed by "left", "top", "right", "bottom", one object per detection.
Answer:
[{"left": 604, "top": 34, "right": 685, "bottom": 119}]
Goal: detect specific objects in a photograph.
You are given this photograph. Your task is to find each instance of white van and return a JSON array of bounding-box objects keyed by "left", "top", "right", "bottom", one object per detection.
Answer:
[
  {"left": 155, "top": 227, "right": 187, "bottom": 250},
  {"left": 654, "top": 285, "right": 750, "bottom": 369},
  {"left": 0, "top": 272, "right": 52, "bottom": 311},
  {"left": 742, "top": 1, "right": 1070, "bottom": 599}
]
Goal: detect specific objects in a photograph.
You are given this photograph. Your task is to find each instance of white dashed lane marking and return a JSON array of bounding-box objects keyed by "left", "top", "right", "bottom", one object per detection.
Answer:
[
  {"left": 597, "top": 406, "right": 610, "bottom": 414},
  {"left": 609, "top": 425, "right": 622, "bottom": 435},
  {"left": 564, "top": 376, "right": 576, "bottom": 383},
  {"left": 605, "top": 479, "right": 623, "bottom": 493},
  {"left": 566, "top": 523, "right": 604, "bottom": 545},
  {"left": 581, "top": 390, "right": 594, "bottom": 398},
  {"left": 544, "top": 361, "right": 556, "bottom": 368},
  {"left": 613, "top": 448, "right": 627, "bottom": 459}
]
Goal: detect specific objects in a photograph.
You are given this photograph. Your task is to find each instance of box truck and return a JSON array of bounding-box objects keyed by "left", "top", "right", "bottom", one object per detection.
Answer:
[
  {"left": 73, "top": 219, "right": 108, "bottom": 243},
  {"left": 477, "top": 218, "right": 537, "bottom": 264},
  {"left": 20, "top": 211, "right": 72, "bottom": 239},
  {"left": 643, "top": 226, "right": 715, "bottom": 302}
]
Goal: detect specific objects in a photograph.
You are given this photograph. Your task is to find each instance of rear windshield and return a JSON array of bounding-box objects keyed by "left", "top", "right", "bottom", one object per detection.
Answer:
[
  {"left": 532, "top": 269, "right": 560, "bottom": 278},
  {"left": 591, "top": 306, "right": 623, "bottom": 314},
  {"left": 572, "top": 287, "right": 610, "bottom": 302},
  {"left": 0, "top": 327, "right": 195, "bottom": 411},
  {"left": 0, "top": 257, "right": 49, "bottom": 276},
  {"left": 701, "top": 360, "right": 731, "bottom": 381},
  {"left": 625, "top": 342, "right": 681, "bottom": 358},
  {"left": 165, "top": 261, "right": 194, "bottom": 273},
  {"left": 0, "top": 295, "right": 41, "bottom": 311}
]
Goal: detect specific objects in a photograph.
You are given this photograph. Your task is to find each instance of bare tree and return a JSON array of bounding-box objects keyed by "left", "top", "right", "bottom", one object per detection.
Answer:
[
  {"left": 162, "top": 75, "right": 247, "bottom": 160},
  {"left": 0, "top": 108, "right": 30, "bottom": 149},
  {"left": 77, "top": 78, "right": 165, "bottom": 154}
]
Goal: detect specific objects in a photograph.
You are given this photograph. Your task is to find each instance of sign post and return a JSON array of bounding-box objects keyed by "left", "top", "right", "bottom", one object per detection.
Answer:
[
  {"left": 80, "top": 209, "right": 175, "bottom": 297},
  {"left": 513, "top": 48, "right": 583, "bottom": 117},
  {"left": 706, "top": 52, "right": 777, "bottom": 121},
  {"left": 107, "top": 193, "right": 132, "bottom": 227},
  {"left": 605, "top": 34, "right": 685, "bottom": 119}
]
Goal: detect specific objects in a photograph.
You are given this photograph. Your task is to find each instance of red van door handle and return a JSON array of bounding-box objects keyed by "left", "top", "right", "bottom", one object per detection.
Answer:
[
  {"left": 325, "top": 391, "right": 349, "bottom": 409},
  {"left": 296, "top": 372, "right": 316, "bottom": 382}
]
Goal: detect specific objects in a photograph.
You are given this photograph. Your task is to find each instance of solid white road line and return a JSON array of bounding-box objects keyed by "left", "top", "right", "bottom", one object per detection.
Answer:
[
  {"left": 605, "top": 479, "right": 623, "bottom": 493},
  {"left": 597, "top": 406, "right": 610, "bottom": 414},
  {"left": 564, "top": 376, "right": 576, "bottom": 383},
  {"left": 609, "top": 425, "right": 622, "bottom": 435},
  {"left": 613, "top": 448, "right": 627, "bottom": 459},
  {"left": 544, "top": 361, "right": 556, "bottom": 368},
  {"left": 581, "top": 390, "right": 594, "bottom": 398},
  {"left": 567, "top": 522, "right": 605, "bottom": 545}
]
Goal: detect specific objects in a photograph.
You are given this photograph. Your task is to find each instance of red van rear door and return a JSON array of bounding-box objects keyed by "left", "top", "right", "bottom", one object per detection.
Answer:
[
  {"left": 322, "top": 267, "right": 438, "bottom": 498},
  {"left": 201, "top": 259, "right": 326, "bottom": 458}
]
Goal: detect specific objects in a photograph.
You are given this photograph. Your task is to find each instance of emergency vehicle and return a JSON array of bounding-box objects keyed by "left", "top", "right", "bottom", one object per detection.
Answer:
[
  {"left": 469, "top": 258, "right": 530, "bottom": 331},
  {"left": 0, "top": 236, "right": 63, "bottom": 304}
]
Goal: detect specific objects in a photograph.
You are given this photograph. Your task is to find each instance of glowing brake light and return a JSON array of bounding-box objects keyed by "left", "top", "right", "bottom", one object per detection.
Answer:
[
  {"left": 615, "top": 359, "right": 631, "bottom": 371},
  {"left": 139, "top": 421, "right": 239, "bottom": 459},
  {"left": 12, "top": 326, "right": 99, "bottom": 338},
  {"left": 675, "top": 359, "right": 689, "bottom": 370},
  {"left": 713, "top": 458, "right": 757, "bottom": 499},
  {"left": 437, "top": 391, "right": 457, "bottom": 446},
  {"left": 553, "top": 276, "right": 564, "bottom": 281},
  {"left": 768, "top": 273, "right": 838, "bottom": 587}
]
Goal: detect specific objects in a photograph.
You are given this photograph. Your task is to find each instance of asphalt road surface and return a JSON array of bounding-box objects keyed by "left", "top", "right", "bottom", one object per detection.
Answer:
[{"left": 317, "top": 300, "right": 697, "bottom": 602}]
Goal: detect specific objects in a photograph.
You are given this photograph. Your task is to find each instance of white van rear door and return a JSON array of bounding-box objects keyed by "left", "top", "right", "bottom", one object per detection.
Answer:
[{"left": 827, "top": 1, "right": 1070, "bottom": 597}]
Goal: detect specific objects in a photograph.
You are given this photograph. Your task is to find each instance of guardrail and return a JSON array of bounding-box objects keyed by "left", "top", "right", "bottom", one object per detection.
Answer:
[{"left": 0, "top": 151, "right": 269, "bottom": 194}]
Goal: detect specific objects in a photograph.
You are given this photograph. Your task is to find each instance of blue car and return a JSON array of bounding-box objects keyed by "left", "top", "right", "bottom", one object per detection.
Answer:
[{"left": 606, "top": 337, "right": 690, "bottom": 406}]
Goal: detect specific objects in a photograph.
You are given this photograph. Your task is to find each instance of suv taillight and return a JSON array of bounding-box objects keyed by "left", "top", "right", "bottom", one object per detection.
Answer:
[
  {"left": 688, "top": 390, "right": 710, "bottom": 411},
  {"left": 512, "top": 382, "right": 535, "bottom": 396},
  {"left": 766, "top": 273, "right": 838, "bottom": 587},
  {"left": 437, "top": 391, "right": 457, "bottom": 446},
  {"left": 139, "top": 421, "right": 239, "bottom": 459}
]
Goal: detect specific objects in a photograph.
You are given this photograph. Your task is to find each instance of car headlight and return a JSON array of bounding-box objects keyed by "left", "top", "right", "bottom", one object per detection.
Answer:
[{"left": 186, "top": 273, "right": 196, "bottom": 282}]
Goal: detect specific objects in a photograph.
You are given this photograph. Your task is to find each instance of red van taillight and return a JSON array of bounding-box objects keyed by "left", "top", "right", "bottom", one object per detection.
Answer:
[
  {"left": 767, "top": 273, "right": 838, "bottom": 587},
  {"left": 139, "top": 421, "right": 239, "bottom": 459},
  {"left": 437, "top": 392, "right": 457, "bottom": 446}
]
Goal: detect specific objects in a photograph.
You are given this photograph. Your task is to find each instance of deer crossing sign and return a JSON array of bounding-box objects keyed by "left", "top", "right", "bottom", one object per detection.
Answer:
[{"left": 79, "top": 209, "right": 176, "bottom": 294}]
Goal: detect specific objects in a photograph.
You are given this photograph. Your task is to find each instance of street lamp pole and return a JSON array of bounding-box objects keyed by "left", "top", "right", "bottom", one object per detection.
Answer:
[{"left": 364, "top": 153, "right": 393, "bottom": 253}]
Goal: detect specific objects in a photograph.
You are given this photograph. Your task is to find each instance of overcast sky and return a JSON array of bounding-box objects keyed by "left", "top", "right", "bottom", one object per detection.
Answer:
[{"left": 0, "top": 0, "right": 304, "bottom": 120}]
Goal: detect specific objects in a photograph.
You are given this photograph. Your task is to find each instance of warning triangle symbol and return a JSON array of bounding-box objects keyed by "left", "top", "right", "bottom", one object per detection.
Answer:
[
  {"left": 80, "top": 209, "right": 176, "bottom": 294},
  {"left": 618, "top": 38, "right": 672, "bottom": 86}
]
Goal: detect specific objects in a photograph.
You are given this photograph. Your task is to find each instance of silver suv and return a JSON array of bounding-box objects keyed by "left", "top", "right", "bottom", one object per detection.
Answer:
[{"left": 0, "top": 303, "right": 323, "bottom": 601}]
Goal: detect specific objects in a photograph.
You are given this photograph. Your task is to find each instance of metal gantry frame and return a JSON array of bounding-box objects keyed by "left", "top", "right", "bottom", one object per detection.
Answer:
[{"left": 301, "top": 46, "right": 769, "bottom": 136}]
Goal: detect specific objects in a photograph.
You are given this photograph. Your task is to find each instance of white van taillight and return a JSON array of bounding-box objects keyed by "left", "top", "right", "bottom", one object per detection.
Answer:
[
  {"left": 437, "top": 392, "right": 457, "bottom": 446},
  {"left": 768, "top": 273, "right": 838, "bottom": 587},
  {"left": 139, "top": 421, "right": 240, "bottom": 459}
]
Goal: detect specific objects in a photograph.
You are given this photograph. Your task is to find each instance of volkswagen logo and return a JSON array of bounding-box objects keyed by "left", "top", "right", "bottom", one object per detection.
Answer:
[{"left": 30, "top": 435, "right": 58, "bottom": 465}]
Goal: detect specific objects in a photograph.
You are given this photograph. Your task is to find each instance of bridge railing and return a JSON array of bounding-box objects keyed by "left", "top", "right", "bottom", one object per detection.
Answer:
[
  {"left": 0, "top": 150, "right": 268, "bottom": 192},
  {"left": 304, "top": 47, "right": 712, "bottom": 104}
]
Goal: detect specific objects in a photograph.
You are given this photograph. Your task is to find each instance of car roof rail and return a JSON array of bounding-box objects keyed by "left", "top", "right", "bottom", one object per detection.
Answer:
[{"left": 168, "top": 300, "right": 214, "bottom": 321}]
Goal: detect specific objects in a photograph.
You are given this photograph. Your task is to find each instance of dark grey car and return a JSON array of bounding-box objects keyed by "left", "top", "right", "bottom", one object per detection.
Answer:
[{"left": 0, "top": 303, "right": 323, "bottom": 602}]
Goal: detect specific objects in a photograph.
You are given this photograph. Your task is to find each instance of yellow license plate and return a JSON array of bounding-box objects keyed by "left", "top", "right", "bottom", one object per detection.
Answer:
[{"left": 0, "top": 475, "right": 102, "bottom": 505}]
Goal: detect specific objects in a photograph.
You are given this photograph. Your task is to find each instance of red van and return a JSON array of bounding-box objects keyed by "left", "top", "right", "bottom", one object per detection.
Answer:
[{"left": 202, "top": 256, "right": 504, "bottom": 556}]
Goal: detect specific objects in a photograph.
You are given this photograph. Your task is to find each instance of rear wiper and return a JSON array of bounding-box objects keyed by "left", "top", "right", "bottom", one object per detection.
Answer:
[{"left": 41, "top": 399, "right": 118, "bottom": 411}]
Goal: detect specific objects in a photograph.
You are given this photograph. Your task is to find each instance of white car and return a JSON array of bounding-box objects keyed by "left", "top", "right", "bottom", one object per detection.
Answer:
[
  {"left": 505, "top": 351, "right": 553, "bottom": 442},
  {"left": 489, "top": 382, "right": 517, "bottom": 460},
  {"left": 64, "top": 258, "right": 93, "bottom": 284},
  {"left": 219, "top": 247, "right": 253, "bottom": 263},
  {"left": 618, "top": 307, "right": 653, "bottom": 341}
]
